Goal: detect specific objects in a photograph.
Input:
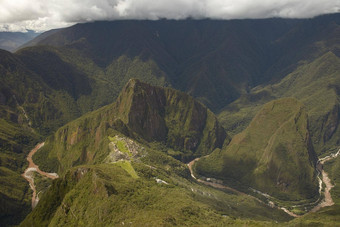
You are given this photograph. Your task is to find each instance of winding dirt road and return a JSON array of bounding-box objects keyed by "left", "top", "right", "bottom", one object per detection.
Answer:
[
  {"left": 188, "top": 158, "right": 247, "bottom": 196},
  {"left": 187, "top": 148, "right": 340, "bottom": 218},
  {"left": 22, "top": 142, "right": 58, "bottom": 208}
]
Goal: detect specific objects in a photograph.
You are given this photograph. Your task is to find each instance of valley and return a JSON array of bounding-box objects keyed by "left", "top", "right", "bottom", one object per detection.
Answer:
[{"left": 1, "top": 14, "right": 340, "bottom": 226}]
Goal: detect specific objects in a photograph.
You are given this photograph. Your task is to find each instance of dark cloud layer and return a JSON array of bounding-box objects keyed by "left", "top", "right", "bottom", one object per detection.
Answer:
[{"left": 1, "top": 0, "right": 340, "bottom": 32}]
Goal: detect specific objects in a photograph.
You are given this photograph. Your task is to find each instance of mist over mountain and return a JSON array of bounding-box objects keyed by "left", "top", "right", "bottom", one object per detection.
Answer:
[
  {"left": 0, "top": 31, "right": 38, "bottom": 51},
  {"left": 1, "top": 0, "right": 339, "bottom": 32}
]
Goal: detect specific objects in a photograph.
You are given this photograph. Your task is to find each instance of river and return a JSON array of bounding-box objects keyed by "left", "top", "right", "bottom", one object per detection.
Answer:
[
  {"left": 22, "top": 142, "right": 59, "bottom": 208},
  {"left": 187, "top": 148, "right": 340, "bottom": 217}
]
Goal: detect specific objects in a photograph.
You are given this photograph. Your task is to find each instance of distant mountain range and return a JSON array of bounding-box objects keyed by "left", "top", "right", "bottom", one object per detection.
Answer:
[
  {"left": 0, "top": 31, "right": 39, "bottom": 52},
  {"left": 1, "top": 13, "right": 340, "bottom": 226}
]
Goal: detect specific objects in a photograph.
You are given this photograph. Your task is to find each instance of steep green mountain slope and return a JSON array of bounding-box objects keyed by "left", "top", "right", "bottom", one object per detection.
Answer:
[
  {"left": 0, "top": 15, "right": 337, "bottom": 137},
  {"left": 20, "top": 14, "right": 340, "bottom": 111},
  {"left": 15, "top": 45, "right": 168, "bottom": 115},
  {"left": 17, "top": 18, "right": 297, "bottom": 111},
  {"left": 0, "top": 48, "right": 86, "bottom": 135},
  {"left": 0, "top": 14, "right": 337, "bottom": 137},
  {"left": 0, "top": 49, "right": 48, "bottom": 225},
  {"left": 196, "top": 98, "right": 319, "bottom": 202},
  {"left": 20, "top": 80, "right": 292, "bottom": 226},
  {"left": 219, "top": 51, "right": 340, "bottom": 155},
  {"left": 0, "top": 121, "right": 36, "bottom": 226},
  {"left": 287, "top": 148, "right": 340, "bottom": 226},
  {"left": 0, "top": 46, "right": 149, "bottom": 224}
]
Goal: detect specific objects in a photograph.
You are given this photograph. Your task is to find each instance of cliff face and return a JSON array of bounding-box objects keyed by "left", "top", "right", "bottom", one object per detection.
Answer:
[
  {"left": 114, "top": 79, "right": 228, "bottom": 160},
  {"left": 196, "top": 98, "right": 319, "bottom": 201},
  {"left": 115, "top": 79, "right": 168, "bottom": 141}
]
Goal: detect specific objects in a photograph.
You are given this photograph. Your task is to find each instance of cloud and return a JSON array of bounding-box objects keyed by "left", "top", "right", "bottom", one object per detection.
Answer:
[{"left": 0, "top": 0, "right": 339, "bottom": 32}]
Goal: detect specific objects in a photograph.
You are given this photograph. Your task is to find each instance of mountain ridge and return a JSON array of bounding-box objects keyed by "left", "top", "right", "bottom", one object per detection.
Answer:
[{"left": 32, "top": 79, "right": 228, "bottom": 175}]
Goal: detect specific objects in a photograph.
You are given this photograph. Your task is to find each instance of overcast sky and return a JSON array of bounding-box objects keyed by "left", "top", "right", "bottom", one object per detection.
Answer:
[{"left": 0, "top": 0, "right": 340, "bottom": 32}]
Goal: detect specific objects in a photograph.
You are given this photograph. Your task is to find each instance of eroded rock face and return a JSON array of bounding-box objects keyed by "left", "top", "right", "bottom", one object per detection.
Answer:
[
  {"left": 115, "top": 79, "right": 228, "bottom": 158},
  {"left": 126, "top": 80, "right": 167, "bottom": 141},
  {"left": 323, "top": 104, "right": 339, "bottom": 142}
]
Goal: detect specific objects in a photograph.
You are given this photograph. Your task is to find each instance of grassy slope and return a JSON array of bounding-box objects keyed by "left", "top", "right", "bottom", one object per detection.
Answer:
[{"left": 197, "top": 98, "right": 318, "bottom": 202}]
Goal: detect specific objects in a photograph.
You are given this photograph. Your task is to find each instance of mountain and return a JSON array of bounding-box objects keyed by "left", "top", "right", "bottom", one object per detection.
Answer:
[
  {"left": 0, "top": 31, "right": 39, "bottom": 52},
  {"left": 18, "top": 14, "right": 340, "bottom": 112},
  {"left": 19, "top": 161, "right": 288, "bottom": 226},
  {"left": 218, "top": 51, "right": 340, "bottom": 156},
  {"left": 0, "top": 34, "right": 168, "bottom": 225},
  {"left": 19, "top": 80, "right": 290, "bottom": 226},
  {"left": 17, "top": 29, "right": 60, "bottom": 50},
  {"left": 0, "top": 14, "right": 338, "bottom": 136},
  {"left": 33, "top": 79, "right": 227, "bottom": 173},
  {"left": 1, "top": 14, "right": 340, "bottom": 225},
  {"left": 0, "top": 49, "right": 44, "bottom": 225},
  {"left": 195, "top": 98, "right": 319, "bottom": 201},
  {"left": 16, "top": 18, "right": 299, "bottom": 111}
]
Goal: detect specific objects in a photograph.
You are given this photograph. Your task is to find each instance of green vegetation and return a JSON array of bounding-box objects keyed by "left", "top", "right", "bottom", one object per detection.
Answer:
[
  {"left": 219, "top": 52, "right": 340, "bottom": 156},
  {"left": 108, "top": 136, "right": 130, "bottom": 156},
  {"left": 32, "top": 143, "right": 59, "bottom": 173},
  {"left": 287, "top": 153, "right": 340, "bottom": 226},
  {"left": 2, "top": 15, "right": 340, "bottom": 226},
  {"left": 33, "top": 172, "right": 53, "bottom": 196},
  {"left": 0, "top": 111, "right": 40, "bottom": 225},
  {"left": 288, "top": 205, "right": 340, "bottom": 226},
  {"left": 0, "top": 166, "right": 31, "bottom": 226},
  {"left": 22, "top": 81, "right": 298, "bottom": 226},
  {"left": 20, "top": 159, "right": 291, "bottom": 226},
  {"left": 32, "top": 79, "right": 227, "bottom": 175},
  {"left": 114, "top": 161, "right": 139, "bottom": 179},
  {"left": 196, "top": 98, "right": 319, "bottom": 202}
]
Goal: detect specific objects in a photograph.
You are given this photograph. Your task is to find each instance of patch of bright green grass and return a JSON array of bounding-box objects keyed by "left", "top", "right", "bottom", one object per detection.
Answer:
[{"left": 114, "top": 161, "right": 139, "bottom": 179}]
